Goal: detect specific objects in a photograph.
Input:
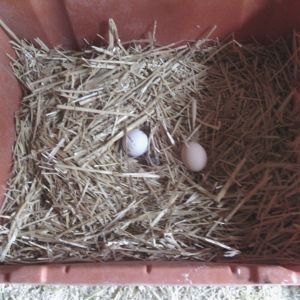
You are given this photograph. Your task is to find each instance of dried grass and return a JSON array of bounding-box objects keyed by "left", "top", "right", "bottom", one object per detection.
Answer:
[{"left": 0, "top": 20, "right": 299, "bottom": 263}]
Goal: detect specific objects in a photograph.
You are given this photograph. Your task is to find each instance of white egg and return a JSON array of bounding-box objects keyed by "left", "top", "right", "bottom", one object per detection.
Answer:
[
  {"left": 123, "top": 129, "right": 148, "bottom": 157},
  {"left": 181, "top": 142, "right": 207, "bottom": 172}
]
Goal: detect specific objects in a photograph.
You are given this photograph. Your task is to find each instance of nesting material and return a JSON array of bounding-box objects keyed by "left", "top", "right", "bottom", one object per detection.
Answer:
[{"left": 0, "top": 21, "right": 299, "bottom": 263}]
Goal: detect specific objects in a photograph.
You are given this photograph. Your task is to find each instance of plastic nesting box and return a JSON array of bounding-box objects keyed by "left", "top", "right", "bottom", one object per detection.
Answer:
[{"left": 0, "top": 0, "right": 300, "bottom": 285}]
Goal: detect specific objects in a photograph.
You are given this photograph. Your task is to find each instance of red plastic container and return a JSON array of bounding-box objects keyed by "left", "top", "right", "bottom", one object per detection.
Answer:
[{"left": 0, "top": 0, "right": 300, "bottom": 285}]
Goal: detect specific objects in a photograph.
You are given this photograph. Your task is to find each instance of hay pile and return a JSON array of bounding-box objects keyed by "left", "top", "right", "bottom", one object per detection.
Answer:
[{"left": 0, "top": 21, "right": 299, "bottom": 263}]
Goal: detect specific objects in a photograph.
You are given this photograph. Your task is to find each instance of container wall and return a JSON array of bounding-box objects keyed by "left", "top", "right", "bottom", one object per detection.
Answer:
[
  {"left": 0, "top": 28, "right": 20, "bottom": 202},
  {"left": 0, "top": 262, "right": 300, "bottom": 284},
  {"left": 0, "top": 0, "right": 300, "bottom": 49}
]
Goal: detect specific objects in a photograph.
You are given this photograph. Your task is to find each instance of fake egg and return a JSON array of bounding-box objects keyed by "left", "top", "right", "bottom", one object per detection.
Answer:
[
  {"left": 123, "top": 129, "right": 148, "bottom": 157},
  {"left": 181, "top": 142, "right": 207, "bottom": 172}
]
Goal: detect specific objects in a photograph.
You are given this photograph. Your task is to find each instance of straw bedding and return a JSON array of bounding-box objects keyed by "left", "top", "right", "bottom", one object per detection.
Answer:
[
  {"left": 0, "top": 21, "right": 299, "bottom": 263},
  {"left": 1, "top": 284, "right": 299, "bottom": 300}
]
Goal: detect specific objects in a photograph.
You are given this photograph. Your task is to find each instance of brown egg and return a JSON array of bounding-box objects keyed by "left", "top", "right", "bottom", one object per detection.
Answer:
[{"left": 181, "top": 142, "right": 207, "bottom": 172}]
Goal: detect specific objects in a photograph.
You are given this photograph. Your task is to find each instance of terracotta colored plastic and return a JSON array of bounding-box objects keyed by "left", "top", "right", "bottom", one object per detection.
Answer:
[
  {"left": 0, "top": 263, "right": 299, "bottom": 285},
  {"left": 0, "top": 0, "right": 300, "bottom": 285}
]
